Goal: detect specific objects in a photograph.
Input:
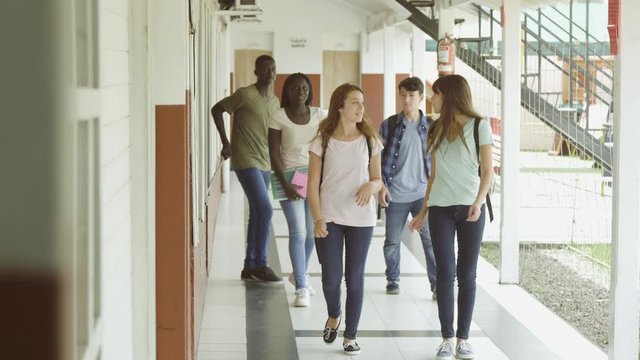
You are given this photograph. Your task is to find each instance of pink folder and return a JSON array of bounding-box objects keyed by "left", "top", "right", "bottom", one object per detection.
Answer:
[{"left": 290, "top": 170, "right": 308, "bottom": 199}]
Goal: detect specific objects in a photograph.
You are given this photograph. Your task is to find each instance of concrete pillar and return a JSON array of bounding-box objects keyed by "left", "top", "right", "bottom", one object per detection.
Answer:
[
  {"left": 609, "top": 0, "right": 640, "bottom": 358},
  {"left": 437, "top": 0, "right": 455, "bottom": 40},
  {"left": 412, "top": 26, "right": 428, "bottom": 113},
  {"left": 130, "top": 0, "right": 156, "bottom": 359},
  {"left": 499, "top": 0, "right": 521, "bottom": 284},
  {"left": 383, "top": 24, "right": 396, "bottom": 118},
  {"left": 219, "top": 21, "right": 231, "bottom": 193}
]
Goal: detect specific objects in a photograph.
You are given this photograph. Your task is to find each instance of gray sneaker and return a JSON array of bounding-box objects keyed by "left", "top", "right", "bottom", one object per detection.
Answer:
[
  {"left": 435, "top": 339, "right": 454, "bottom": 360},
  {"left": 455, "top": 340, "right": 475, "bottom": 359},
  {"left": 386, "top": 281, "right": 400, "bottom": 295}
]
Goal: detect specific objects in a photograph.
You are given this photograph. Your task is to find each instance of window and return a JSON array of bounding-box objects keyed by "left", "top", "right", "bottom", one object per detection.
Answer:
[{"left": 73, "top": 0, "right": 101, "bottom": 358}]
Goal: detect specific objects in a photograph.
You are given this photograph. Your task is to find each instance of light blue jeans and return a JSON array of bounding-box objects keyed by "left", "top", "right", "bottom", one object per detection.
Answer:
[
  {"left": 280, "top": 199, "right": 315, "bottom": 289},
  {"left": 235, "top": 168, "right": 273, "bottom": 269},
  {"left": 383, "top": 199, "right": 437, "bottom": 290}
]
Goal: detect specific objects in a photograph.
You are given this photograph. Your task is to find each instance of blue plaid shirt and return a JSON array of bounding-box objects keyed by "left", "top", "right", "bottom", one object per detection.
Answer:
[{"left": 379, "top": 111, "right": 432, "bottom": 188}]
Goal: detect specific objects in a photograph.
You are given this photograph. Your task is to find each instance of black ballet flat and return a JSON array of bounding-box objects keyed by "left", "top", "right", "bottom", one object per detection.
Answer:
[{"left": 322, "top": 317, "right": 341, "bottom": 343}]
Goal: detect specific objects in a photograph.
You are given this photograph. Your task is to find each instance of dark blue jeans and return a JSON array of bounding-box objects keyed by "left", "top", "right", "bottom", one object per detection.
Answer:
[
  {"left": 429, "top": 205, "right": 485, "bottom": 339},
  {"left": 235, "top": 168, "right": 273, "bottom": 269},
  {"left": 383, "top": 198, "right": 437, "bottom": 289},
  {"left": 315, "top": 223, "right": 373, "bottom": 340}
]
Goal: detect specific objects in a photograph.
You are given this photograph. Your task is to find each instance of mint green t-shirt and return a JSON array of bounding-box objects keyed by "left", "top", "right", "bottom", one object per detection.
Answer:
[
  {"left": 428, "top": 118, "right": 493, "bottom": 207},
  {"left": 220, "top": 84, "right": 280, "bottom": 171}
]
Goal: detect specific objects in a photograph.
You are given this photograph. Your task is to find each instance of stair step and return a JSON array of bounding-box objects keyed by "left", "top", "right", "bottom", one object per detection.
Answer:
[
  {"left": 408, "top": 0, "right": 435, "bottom": 7},
  {"left": 482, "top": 54, "right": 502, "bottom": 60},
  {"left": 457, "top": 37, "right": 492, "bottom": 43}
]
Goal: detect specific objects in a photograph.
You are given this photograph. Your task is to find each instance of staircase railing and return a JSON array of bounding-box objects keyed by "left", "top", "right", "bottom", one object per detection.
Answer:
[{"left": 394, "top": 0, "right": 613, "bottom": 171}]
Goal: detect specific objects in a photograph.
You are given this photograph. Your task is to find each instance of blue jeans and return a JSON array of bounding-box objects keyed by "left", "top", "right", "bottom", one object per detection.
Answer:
[
  {"left": 383, "top": 199, "right": 437, "bottom": 289},
  {"left": 315, "top": 223, "right": 373, "bottom": 340},
  {"left": 429, "top": 205, "right": 485, "bottom": 340},
  {"left": 235, "top": 168, "right": 273, "bottom": 269},
  {"left": 280, "top": 199, "right": 314, "bottom": 289}
]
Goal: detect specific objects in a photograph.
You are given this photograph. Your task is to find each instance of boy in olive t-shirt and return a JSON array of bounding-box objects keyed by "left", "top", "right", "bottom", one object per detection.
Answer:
[{"left": 211, "top": 55, "right": 282, "bottom": 282}]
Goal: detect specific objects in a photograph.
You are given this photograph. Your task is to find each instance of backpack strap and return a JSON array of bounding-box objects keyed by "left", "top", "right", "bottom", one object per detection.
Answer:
[
  {"left": 473, "top": 118, "right": 494, "bottom": 222},
  {"left": 381, "top": 115, "right": 399, "bottom": 159},
  {"left": 320, "top": 135, "right": 373, "bottom": 187}
]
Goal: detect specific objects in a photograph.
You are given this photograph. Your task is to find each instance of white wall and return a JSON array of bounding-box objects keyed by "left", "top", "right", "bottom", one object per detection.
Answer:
[
  {"left": 98, "top": 0, "right": 134, "bottom": 358},
  {"left": 360, "top": 27, "right": 414, "bottom": 74},
  {"left": 228, "top": 0, "right": 420, "bottom": 77},
  {"left": 149, "top": 0, "right": 188, "bottom": 104}
]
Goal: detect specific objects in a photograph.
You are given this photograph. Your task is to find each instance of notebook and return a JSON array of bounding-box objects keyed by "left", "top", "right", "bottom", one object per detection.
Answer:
[{"left": 290, "top": 170, "right": 308, "bottom": 199}]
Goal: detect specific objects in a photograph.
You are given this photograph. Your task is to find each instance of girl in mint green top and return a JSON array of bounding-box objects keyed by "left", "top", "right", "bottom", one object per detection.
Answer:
[{"left": 409, "top": 75, "right": 493, "bottom": 360}]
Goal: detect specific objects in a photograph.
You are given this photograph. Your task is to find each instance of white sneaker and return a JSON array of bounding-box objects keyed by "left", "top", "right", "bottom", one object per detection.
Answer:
[
  {"left": 293, "top": 288, "right": 310, "bottom": 307},
  {"left": 289, "top": 273, "right": 315, "bottom": 295},
  {"left": 435, "top": 339, "right": 455, "bottom": 360},
  {"left": 455, "top": 339, "right": 475, "bottom": 359}
]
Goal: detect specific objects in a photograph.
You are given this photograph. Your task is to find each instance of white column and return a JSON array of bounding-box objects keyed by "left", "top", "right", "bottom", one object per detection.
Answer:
[
  {"left": 383, "top": 24, "right": 396, "bottom": 118},
  {"left": 412, "top": 26, "right": 427, "bottom": 113},
  {"left": 130, "top": 0, "right": 156, "bottom": 359},
  {"left": 499, "top": 0, "right": 521, "bottom": 284},
  {"left": 220, "top": 22, "right": 231, "bottom": 193},
  {"left": 609, "top": 1, "right": 640, "bottom": 358},
  {"left": 437, "top": 1, "right": 455, "bottom": 40}
]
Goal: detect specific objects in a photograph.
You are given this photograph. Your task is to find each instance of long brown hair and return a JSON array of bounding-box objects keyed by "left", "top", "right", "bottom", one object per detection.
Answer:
[
  {"left": 314, "top": 83, "right": 379, "bottom": 151},
  {"left": 427, "top": 75, "right": 483, "bottom": 153}
]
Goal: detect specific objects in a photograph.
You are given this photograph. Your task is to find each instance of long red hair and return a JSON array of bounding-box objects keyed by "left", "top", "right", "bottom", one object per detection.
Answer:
[{"left": 313, "top": 83, "right": 379, "bottom": 150}]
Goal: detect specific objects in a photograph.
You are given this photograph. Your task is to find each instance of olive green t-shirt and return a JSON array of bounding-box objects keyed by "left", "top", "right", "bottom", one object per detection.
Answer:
[{"left": 220, "top": 84, "right": 280, "bottom": 170}]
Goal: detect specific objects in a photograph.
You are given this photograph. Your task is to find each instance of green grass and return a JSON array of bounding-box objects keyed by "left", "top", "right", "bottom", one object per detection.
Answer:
[{"left": 569, "top": 243, "right": 611, "bottom": 267}]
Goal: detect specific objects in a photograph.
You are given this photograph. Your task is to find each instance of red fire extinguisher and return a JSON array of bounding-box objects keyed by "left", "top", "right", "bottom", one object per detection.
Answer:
[{"left": 437, "top": 34, "right": 456, "bottom": 77}]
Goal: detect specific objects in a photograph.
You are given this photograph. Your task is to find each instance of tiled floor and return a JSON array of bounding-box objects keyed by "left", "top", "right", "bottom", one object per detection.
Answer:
[{"left": 197, "top": 173, "right": 607, "bottom": 360}]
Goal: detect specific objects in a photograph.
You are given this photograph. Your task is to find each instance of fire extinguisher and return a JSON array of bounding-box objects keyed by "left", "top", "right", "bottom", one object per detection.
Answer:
[{"left": 437, "top": 33, "right": 456, "bottom": 77}]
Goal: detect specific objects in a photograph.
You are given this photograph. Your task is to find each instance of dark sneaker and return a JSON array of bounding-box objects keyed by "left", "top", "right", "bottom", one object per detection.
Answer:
[
  {"left": 240, "top": 268, "right": 255, "bottom": 281},
  {"left": 322, "top": 317, "right": 341, "bottom": 343},
  {"left": 386, "top": 281, "right": 400, "bottom": 295},
  {"left": 343, "top": 340, "right": 361, "bottom": 355},
  {"left": 251, "top": 266, "right": 282, "bottom": 282}
]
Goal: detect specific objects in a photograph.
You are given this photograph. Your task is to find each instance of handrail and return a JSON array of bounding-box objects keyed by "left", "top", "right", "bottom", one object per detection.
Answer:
[
  {"left": 548, "top": 5, "right": 603, "bottom": 46},
  {"left": 523, "top": 12, "right": 613, "bottom": 81},
  {"left": 395, "top": 0, "right": 613, "bottom": 170},
  {"left": 521, "top": 40, "right": 610, "bottom": 106},
  {"left": 520, "top": 20, "right": 612, "bottom": 97},
  {"left": 476, "top": 4, "right": 612, "bottom": 85},
  {"left": 474, "top": 4, "right": 612, "bottom": 99}
]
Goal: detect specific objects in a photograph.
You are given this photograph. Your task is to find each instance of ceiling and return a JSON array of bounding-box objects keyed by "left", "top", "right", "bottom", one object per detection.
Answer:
[{"left": 326, "top": 0, "right": 570, "bottom": 16}]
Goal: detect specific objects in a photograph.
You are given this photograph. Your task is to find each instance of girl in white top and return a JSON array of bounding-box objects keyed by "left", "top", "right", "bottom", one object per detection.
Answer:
[
  {"left": 307, "top": 83, "right": 383, "bottom": 355},
  {"left": 268, "top": 73, "right": 326, "bottom": 308},
  {"left": 410, "top": 75, "right": 493, "bottom": 360}
]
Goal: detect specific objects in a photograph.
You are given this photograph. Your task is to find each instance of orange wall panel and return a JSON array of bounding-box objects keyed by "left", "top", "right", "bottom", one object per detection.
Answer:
[
  {"left": 1, "top": 272, "right": 59, "bottom": 360},
  {"left": 156, "top": 103, "right": 192, "bottom": 360},
  {"left": 361, "top": 74, "right": 384, "bottom": 130},
  {"left": 395, "top": 73, "right": 410, "bottom": 114}
]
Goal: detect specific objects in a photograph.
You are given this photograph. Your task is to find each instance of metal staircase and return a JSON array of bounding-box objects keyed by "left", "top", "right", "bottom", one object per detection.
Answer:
[{"left": 396, "top": 0, "right": 613, "bottom": 171}]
